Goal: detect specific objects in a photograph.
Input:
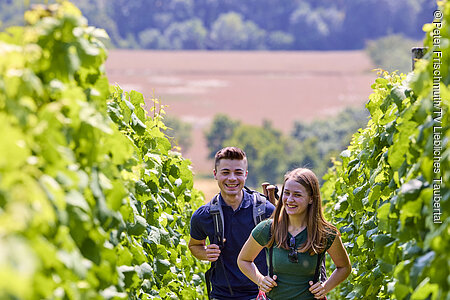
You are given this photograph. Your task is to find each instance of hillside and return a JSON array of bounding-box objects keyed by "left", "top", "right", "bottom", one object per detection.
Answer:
[{"left": 105, "top": 50, "right": 377, "bottom": 173}]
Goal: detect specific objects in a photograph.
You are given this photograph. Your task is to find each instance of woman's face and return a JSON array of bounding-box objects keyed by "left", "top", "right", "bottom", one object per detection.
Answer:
[{"left": 282, "top": 179, "right": 312, "bottom": 217}]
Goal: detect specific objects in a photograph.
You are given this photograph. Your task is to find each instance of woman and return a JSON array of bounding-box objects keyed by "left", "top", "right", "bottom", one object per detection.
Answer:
[{"left": 237, "top": 168, "right": 351, "bottom": 299}]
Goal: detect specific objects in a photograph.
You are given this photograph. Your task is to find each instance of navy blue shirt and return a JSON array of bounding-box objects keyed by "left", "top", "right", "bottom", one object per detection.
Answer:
[{"left": 190, "top": 190, "right": 275, "bottom": 300}]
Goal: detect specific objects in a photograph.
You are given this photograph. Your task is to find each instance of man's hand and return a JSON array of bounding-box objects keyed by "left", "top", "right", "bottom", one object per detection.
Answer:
[
  {"left": 189, "top": 237, "right": 226, "bottom": 262},
  {"left": 205, "top": 244, "right": 221, "bottom": 262}
]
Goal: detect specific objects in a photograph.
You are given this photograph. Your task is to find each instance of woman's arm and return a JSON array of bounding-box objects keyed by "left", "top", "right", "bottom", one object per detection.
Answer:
[
  {"left": 309, "top": 235, "right": 351, "bottom": 299},
  {"left": 237, "top": 235, "right": 277, "bottom": 293}
]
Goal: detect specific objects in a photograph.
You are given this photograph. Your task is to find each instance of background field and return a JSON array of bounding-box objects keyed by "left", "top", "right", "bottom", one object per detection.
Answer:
[
  {"left": 106, "top": 50, "right": 376, "bottom": 177},
  {"left": 1, "top": 2, "right": 446, "bottom": 299}
]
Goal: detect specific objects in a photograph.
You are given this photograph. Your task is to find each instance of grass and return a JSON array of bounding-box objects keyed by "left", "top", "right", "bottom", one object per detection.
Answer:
[{"left": 193, "top": 176, "right": 217, "bottom": 204}]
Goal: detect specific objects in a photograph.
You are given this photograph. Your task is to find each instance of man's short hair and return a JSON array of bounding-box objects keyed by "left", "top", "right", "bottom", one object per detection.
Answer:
[{"left": 214, "top": 147, "right": 247, "bottom": 170}]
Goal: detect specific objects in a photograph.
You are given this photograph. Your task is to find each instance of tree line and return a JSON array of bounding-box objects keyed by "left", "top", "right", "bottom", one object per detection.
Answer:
[{"left": 0, "top": 0, "right": 436, "bottom": 50}]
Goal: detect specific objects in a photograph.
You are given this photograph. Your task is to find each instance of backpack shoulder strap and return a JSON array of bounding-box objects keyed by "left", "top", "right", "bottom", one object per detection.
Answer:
[
  {"left": 267, "top": 219, "right": 273, "bottom": 277},
  {"left": 314, "top": 251, "right": 327, "bottom": 283},
  {"left": 320, "top": 253, "right": 327, "bottom": 282},
  {"left": 244, "top": 186, "right": 267, "bottom": 226},
  {"left": 252, "top": 192, "right": 267, "bottom": 226},
  {"left": 269, "top": 246, "right": 274, "bottom": 278},
  {"left": 207, "top": 194, "right": 233, "bottom": 297},
  {"left": 209, "top": 194, "right": 224, "bottom": 246}
]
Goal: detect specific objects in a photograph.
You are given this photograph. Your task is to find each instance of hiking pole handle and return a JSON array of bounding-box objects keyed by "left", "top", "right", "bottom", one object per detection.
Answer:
[
  {"left": 266, "top": 185, "right": 277, "bottom": 205},
  {"left": 261, "top": 182, "right": 270, "bottom": 197}
]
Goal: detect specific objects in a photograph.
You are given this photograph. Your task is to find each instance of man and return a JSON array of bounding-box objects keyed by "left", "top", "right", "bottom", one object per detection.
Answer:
[{"left": 189, "top": 147, "right": 275, "bottom": 300}]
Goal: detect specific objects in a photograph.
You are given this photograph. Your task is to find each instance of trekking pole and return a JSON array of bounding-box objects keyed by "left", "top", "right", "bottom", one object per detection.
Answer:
[
  {"left": 266, "top": 185, "right": 277, "bottom": 205},
  {"left": 261, "top": 182, "right": 270, "bottom": 197}
]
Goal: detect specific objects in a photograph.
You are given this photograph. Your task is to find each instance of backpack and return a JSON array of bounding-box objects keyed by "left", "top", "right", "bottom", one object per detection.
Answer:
[
  {"left": 205, "top": 186, "right": 269, "bottom": 299},
  {"left": 209, "top": 186, "right": 268, "bottom": 247}
]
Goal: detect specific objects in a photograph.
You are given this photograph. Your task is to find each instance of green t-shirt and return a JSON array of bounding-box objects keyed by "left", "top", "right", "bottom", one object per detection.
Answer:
[{"left": 252, "top": 219, "right": 336, "bottom": 300}]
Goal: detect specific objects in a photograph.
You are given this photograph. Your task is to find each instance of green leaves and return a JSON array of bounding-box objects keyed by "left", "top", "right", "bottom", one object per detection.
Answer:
[
  {"left": 322, "top": 2, "right": 450, "bottom": 298},
  {"left": 127, "top": 215, "right": 148, "bottom": 236},
  {"left": 0, "top": 115, "right": 30, "bottom": 171},
  {"left": 107, "top": 85, "right": 207, "bottom": 298},
  {"left": 0, "top": 2, "right": 206, "bottom": 299}
]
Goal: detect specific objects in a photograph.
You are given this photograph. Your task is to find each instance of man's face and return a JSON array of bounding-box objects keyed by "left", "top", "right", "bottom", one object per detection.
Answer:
[{"left": 214, "top": 158, "right": 248, "bottom": 198}]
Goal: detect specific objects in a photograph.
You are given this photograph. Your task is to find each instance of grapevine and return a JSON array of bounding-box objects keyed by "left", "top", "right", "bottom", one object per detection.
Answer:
[
  {"left": 322, "top": 1, "right": 449, "bottom": 299},
  {"left": 0, "top": 2, "right": 207, "bottom": 299}
]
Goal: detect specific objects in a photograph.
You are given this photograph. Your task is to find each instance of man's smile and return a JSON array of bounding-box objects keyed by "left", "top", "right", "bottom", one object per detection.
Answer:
[{"left": 225, "top": 183, "right": 239, "bottom": 188}]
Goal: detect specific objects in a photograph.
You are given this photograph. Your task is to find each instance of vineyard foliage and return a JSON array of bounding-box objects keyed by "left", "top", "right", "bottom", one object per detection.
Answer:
[
  {"left": 322, "top": 1, "right": 449, "bottom": 299},
  {"left": 0, "top": 2, "right": 206, "bottom": 299}
]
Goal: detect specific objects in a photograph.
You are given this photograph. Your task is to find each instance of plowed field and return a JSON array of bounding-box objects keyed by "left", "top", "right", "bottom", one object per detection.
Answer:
[{"left": 105, "top": 50, "right": 376, "bottom": 175}]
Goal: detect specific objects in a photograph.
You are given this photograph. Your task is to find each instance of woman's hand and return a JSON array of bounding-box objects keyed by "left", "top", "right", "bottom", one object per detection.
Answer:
[
  {"left": 309, "top": 281, "right": 327, "bottom": 299},
  {"left": 257, "top": 275, "right": 277, "bottom": 293}
]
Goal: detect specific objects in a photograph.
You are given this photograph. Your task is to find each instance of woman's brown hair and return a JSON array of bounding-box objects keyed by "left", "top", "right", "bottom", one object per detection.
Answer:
[{"left": 267, "top": 168, "right": 338, "bottom": 254}]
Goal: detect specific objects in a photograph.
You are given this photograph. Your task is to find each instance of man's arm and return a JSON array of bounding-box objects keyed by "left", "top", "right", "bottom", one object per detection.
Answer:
[{"left": 188, "top": 237, "right": 221, "bottom": 262}]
